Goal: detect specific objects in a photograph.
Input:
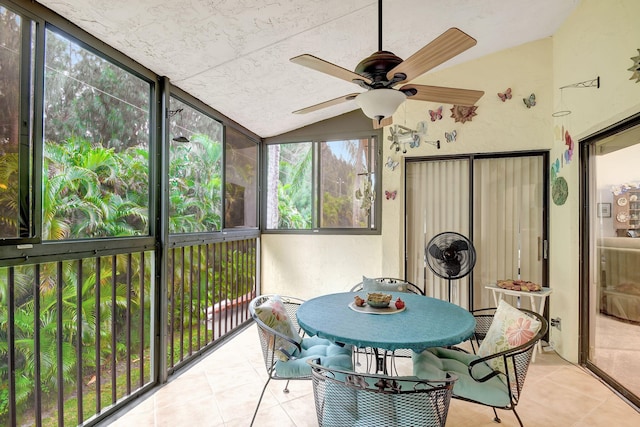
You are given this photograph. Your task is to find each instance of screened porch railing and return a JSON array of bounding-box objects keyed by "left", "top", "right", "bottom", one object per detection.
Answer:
[{"left": 1, "top": 237, "right": 257, "bottom": 426}]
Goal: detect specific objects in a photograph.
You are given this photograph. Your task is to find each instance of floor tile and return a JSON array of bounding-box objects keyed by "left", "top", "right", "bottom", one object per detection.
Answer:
[{"left": 109, "top": 321, "right": 640, "bottom": 426}]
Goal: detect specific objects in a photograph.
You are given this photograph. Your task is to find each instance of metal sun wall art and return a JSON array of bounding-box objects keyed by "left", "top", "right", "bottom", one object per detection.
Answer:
[
  {"left": 629, "top": 49, "right": 640, "bottom": 83},
  {"left": 450, "top": 105, "right": 477, "bottom": 123}
]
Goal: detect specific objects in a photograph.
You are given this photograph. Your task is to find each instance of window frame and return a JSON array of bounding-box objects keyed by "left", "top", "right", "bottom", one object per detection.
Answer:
[
  {"left": 167, "top": 92, "right": 225, "bottom": 235},
  {"left": 0, "top": 2, "right": 40, "bottom": 245},
  {"left": 261, "top": 133, "right": 381, "bottom": 235}
]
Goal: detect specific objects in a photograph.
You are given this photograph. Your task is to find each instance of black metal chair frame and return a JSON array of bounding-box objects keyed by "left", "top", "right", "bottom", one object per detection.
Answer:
[
  {"left": 249, "top": 294, "right": 307, "bottom": 426},
  {"left": 309, "top": 359, "right": 456, "bottom": 427},
  {"left": 453, "top": 307, "right": 549, "bottom": 427},
  {"left": 350, "top": 277, "right": 425, "bottom": 295}
]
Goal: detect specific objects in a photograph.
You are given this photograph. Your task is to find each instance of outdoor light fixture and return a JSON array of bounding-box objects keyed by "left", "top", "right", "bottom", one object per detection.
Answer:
[
  {"left": 168, "top": 108, "right": 191, "bottom": 142},
  {"left": 355, "top": 89, "right": 406, "bottom": 123}
]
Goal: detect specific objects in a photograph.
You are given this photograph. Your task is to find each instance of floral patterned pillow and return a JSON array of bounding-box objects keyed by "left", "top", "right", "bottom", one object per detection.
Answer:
[
  {"left": 254, "top": 295, "right": 301, "bottom": 361},
  {"left": 477, "top": 300, "right": 542, "bottom": 384}
]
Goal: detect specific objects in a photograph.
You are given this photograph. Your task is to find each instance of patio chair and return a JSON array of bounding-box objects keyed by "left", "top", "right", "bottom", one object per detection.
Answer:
[
  {"left": 308, "top": 359, "right": 456, "bottom": 427},
  {"left": 351, "top": 277, "right": 424, "bottom": 373},
  {"left": 350, "top": 276, "right": 425, "bottom": 295},
  {"left": 412, "top": 300, "right": 548, "bottom": 427},
  {"left": 249, "top": 294, "right": 353, "bottom": 426}
]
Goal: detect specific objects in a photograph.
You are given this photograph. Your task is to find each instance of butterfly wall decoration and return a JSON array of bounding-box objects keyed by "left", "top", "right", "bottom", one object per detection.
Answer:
[
  {"left": 498, "top": 88, "right": 512, "bottom": 102},
  {"left": 429, "top": 106, "right": 443, "bottom": 121},
  {"left": 385, "top": 190, "right": 397, "bottom": 200},
  {"left": 385, "top": 156, "right": 399, "bottom": 171},
  {"left": 523, "top": 93, "right": 536, "bottom": 108},
  {"left": 445, "top": 130, "right": 457, "bottom": 143}
]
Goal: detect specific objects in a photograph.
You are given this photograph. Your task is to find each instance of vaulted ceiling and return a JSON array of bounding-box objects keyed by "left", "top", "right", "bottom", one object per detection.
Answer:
[{"left": 37, "top": 0, "right": 580, "bottom": 138}]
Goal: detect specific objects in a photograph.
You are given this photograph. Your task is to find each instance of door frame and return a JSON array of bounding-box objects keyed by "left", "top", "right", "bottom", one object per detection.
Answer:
[
  {"left": 404, "top": 150, "right": 549, "bottom": 310},
  {"left": 579, "top": 111, "right": 640, "bottom": 407}
]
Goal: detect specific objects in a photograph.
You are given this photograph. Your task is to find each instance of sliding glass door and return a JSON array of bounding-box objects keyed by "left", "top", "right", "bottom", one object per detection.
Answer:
[
  {"left": 406, "top": 159, "right": 470, "bottom": 305},
  {"left": 581, "top": 116, "right": 640, "bottom": 407},
  {"left": 406, "top": 153, "right": 547, "bottom": 311}
]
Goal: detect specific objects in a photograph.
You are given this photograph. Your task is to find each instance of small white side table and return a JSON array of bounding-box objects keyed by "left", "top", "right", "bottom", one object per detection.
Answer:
[{"left": 484, "top": 284, "right": 553, "bottom": 362}]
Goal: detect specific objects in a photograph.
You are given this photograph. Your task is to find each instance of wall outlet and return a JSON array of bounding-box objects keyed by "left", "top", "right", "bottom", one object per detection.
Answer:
[{"left": 551, "top": 317, "right": 561, "bottom": 330}]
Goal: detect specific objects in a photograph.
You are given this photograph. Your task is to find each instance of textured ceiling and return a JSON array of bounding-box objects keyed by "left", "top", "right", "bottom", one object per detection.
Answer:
[{"left": 37, "top": 0, "right": 580, "bottom": 138}]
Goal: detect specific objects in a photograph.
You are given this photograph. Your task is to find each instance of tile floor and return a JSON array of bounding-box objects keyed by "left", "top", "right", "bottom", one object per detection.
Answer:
[{"left": 107, "top": 322, "right": 640, "bottom": 427}]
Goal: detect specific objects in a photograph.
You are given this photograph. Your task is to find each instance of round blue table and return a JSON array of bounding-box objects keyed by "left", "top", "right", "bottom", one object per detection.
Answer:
[{"left": 296, "top": 292, "right": 476, "bottom": 352}]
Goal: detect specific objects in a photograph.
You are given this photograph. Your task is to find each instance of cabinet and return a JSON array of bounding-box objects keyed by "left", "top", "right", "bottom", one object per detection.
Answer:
[{"left": 613, "top": 190, "right": 640, "bottom": 236}]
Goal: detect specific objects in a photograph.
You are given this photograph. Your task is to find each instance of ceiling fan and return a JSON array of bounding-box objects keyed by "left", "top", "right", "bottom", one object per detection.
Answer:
[{"left": 290, "top": 0, "right": 484, "bottom": 128}]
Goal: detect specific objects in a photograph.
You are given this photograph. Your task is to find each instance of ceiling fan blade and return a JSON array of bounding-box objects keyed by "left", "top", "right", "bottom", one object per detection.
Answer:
[
  {"left": 401, "top": 84, "right": 484, "bottom": 106},
  {"left": 292, "top": 93, "right": 360, "bottom": 114},
  {"left": 291, "top": 54, "right": 372, "bottom": 85},
  {"left": 373, "top": 117, "right": 393, "bottom": 129},
  {"left": 387, "top": 28, "right": 477, "bottom": 84}
]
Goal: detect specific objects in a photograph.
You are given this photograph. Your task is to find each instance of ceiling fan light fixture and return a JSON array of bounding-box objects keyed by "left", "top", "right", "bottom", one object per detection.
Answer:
[{"left": 355, "top": 89, "right": 406, "bottom": 122}]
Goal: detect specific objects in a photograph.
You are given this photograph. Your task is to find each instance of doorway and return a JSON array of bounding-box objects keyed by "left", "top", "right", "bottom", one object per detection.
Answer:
[
  {"left": 405, "top": 152, "right": 548, "bottom": 311},
  {"left": 580, "top": 114, "right": 640, "bottom": 407}
]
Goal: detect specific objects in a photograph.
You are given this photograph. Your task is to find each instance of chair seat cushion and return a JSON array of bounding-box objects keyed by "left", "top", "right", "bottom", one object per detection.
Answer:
[
  {"left": 413, "top": 347, "right": 510, "bottom": 408},
  {"left": 275, "top": 336, "right": 353, "bottom": 377}
]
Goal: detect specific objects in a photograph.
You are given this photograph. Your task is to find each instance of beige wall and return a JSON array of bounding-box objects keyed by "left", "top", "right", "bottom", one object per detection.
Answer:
[
  {"left": 549, "top": 0, "right": 640, "bottom": 361},
  {"left": 261, "top": 0, "right": 640, "bottom": 363},
  {"left": 261, "top": 234, "right": 382, "bottom": 300}
]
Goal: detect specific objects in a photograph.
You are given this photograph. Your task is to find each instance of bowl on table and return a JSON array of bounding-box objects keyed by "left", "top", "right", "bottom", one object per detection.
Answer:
[{"left": 366, "top": 292, "right": 392, "bottom": 308}]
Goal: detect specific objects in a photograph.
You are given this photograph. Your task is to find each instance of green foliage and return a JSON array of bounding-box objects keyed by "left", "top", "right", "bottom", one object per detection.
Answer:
[
  {"left": 277, "top": 184, "right": 311, "bottom": 229},
  {"left": 168, "top": 133, "right": 223, "bottom": 233},
  {"left": 0, "top": 16, "right": 250, "bottom": 425},
  {"left": 42, "top": 136, "right": 150, "bottom": 239}
]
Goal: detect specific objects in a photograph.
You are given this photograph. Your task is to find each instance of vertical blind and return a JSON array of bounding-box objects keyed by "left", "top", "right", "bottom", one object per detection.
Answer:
[
  {"left": 473, "top": 156, "right": 544, "bottom": 310},
  {"left": 406, "top": 159, "right": 470, "bottom": 307},
  {"left": 406, "top": 155, "right": 544, "bottom": 310}
]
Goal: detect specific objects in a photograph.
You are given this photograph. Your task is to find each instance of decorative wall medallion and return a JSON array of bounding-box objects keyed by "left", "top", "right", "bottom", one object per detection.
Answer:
[
  {"left": 450, "top": 105, "right": 477, "bottom": 123},
  {"left": 552, "top": 176, "right": 568, "bottom": 206},
  {"left": 629, "top": 48, "right": 640, "bottom": 83}
]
